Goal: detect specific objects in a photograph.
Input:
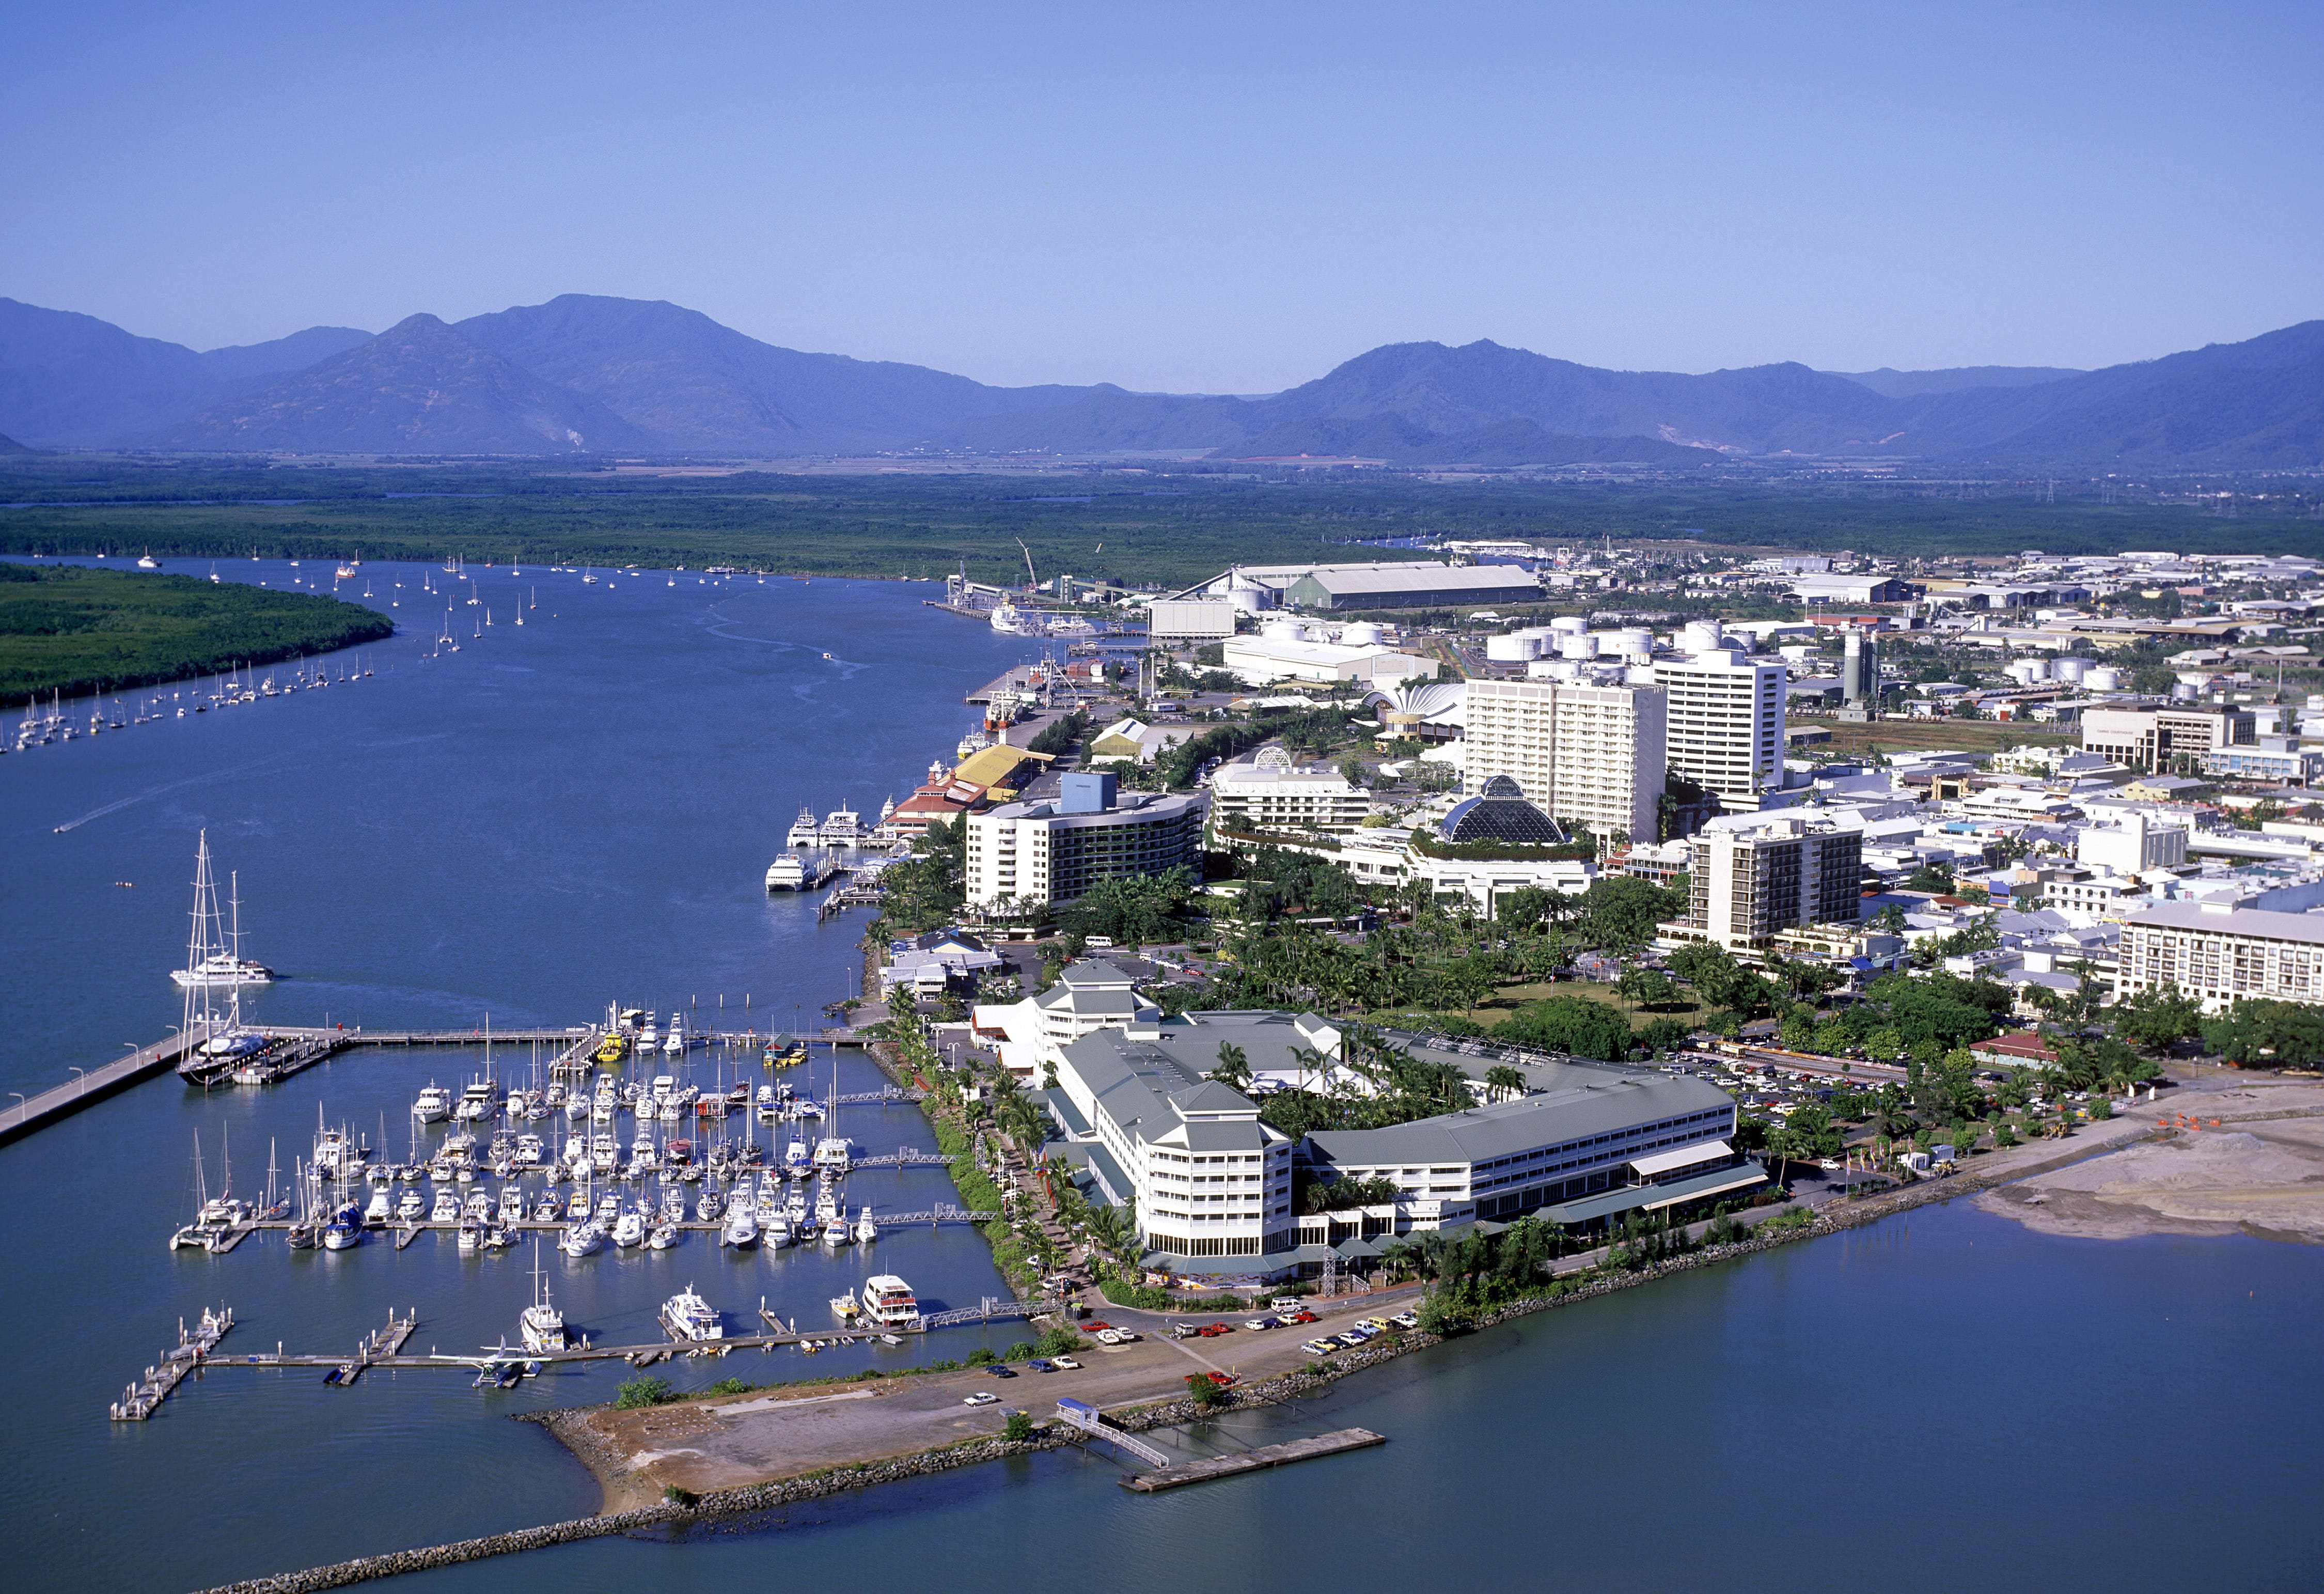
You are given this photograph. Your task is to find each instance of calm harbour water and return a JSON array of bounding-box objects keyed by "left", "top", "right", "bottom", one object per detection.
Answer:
[{"left": 3, "top": 561, "right": 2318, "bottom": 1592}]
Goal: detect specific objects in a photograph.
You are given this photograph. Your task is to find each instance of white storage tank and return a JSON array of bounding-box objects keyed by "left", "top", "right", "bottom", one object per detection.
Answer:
[
  {"left": 2083, "top": 666, "right": 2125, "bottom": 691},
  {"left": 1534, "top": 659, "right": 1584, "bottom": 682},
  {"left": 1609, "top": 627, "right": 1655, "bottom": 660},
  {"left": 1681, "top": 619, "right": 1725, "bottom": 654},
  {"left": 2051, "top": 656, "right": 2089, "bottom": 684},
  {"left": 1340, "top": 622, "right": 1385, "bottom": 647},
  {"left": 1549, "top": 616, "right": 1589, "bottom": 637},
  {"left": 2004, "top": 659, "right": 2049, "bottom": 686},
  {"left": 1558, "top": 633, "right": 1598, "bottom": 660},
  {"left": 1485, "top": 633, "right": 1540, "bottom": 662},
  {"left": 1263, "top": 619, "right": 1306, "bottom": 643}
]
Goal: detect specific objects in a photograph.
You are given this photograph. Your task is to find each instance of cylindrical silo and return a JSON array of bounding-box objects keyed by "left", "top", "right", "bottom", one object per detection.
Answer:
[
  {"left": 1341, "top": 622, "right": 1385, "bottom": 646},
  {"left": 1485, "top": 633, "right": 1539, "bottom": 663},
  {"left": 2083, "top": 666, "right": 2125, "bottom": 691},
  {"left": 1610, "top": 627, "right": 1655, "bottom": 660},
  {"left": 1682, "top": 618, "right": 1725, "bottom": 654},
  {"left": 1558, "top": 633, "right": 1598, "bottom": 660},
  {"left": 1549, "top": 616, "right": 1588, "bottom": 637}
]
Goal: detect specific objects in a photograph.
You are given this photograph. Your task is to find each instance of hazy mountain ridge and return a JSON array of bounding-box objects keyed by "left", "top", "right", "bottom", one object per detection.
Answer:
[
  {"left": 143, "top": 314, "right": 651, "bottom": 455},
  {"left": 453, "top": 294, "right": 1103, "bottom": 453},
  {"left": 0, "top": 298, "right": 371, "bottom": 445},
  {"left": 1, "top": 292, "right": 2317, "bottom": 467}
]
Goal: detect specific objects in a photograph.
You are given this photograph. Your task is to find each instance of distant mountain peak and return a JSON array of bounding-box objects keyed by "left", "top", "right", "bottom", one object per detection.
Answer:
[{"left": 141, "top": 312, "right": 649, "bottom": 454}]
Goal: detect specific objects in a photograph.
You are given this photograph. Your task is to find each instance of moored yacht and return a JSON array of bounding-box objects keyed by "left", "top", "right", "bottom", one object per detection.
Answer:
[
  {"left": 412, "top": 1083, "right": 453, "bottom": 1123},
  {"left": 720, "top": 1207, "right": 757, "bottom": 1248},
  {"left": 659, "top": 1287, "right": 724, "bottom": 1343},
  {"left": 860, "top": 1274, "right": 918, "bottom": 1328}
]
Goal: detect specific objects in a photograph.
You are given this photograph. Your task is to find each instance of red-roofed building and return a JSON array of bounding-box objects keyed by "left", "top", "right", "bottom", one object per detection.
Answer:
[{"left": 1969, "top": 1032, "right": 2060, "bottom": 1069}]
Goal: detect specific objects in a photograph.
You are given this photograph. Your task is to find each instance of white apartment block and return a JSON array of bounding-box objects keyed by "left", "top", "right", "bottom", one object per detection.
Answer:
[
  {"left": 963, "top": 789, "right": 1206, "bottom": 910},
  {"left": 2077, "top": 812, "right": 2189, "bottom": 874},
  {"left": 1655, "top": 649, "right": 1785, "bottom": 799},
  {"left": 2117, "top": 901, "right": 2324, "bottom": 1013},
  {"left": 1463, "top": 679, "right": 1667, "bottom": 842},
  {"left": 1210, "top": 749, "right": 1373, "bottom": 836},
  {"left": 1677, "top": 810, "right": 1863, "bottom": 954}
]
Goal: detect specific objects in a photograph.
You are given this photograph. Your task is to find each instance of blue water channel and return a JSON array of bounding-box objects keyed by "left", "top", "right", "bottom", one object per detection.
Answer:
[{"left": 4, "top": 560, "right": 2319, "bottom": 1591}]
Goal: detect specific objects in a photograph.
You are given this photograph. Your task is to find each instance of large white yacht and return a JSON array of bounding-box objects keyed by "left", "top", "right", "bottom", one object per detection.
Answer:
[
  {"left": 660, "top": 1287, "right": 724, "bottom": 1343},
  {"left": 860, "top": 1274, "right": 919, "bottom": 1328},
  {"left": 412, "top": 1083, "right": 453, "bottom": 1124},
  {"left": 170, "top": 840, "right": 274, "bottom": 987}
]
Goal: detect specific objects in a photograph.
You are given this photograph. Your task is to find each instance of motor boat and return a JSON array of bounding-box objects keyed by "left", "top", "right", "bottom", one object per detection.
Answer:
[
  {"left": 854, "top": 1207, "right": 879, "bottom": 1245},
  {"left": 695, "top": 1189, "right": 722, "bottom": 1223},
  {"left": 559, "top": 1219, "right": 605, "bottom": 1257},
  {"left": 661, "top": 1287, "right": 724, "bottom": 1343},
  {"left": 648, "top": 1222, "right": 677, "bottom": 1250},
  {"left": 431, "top": 1190, "right": 461, "bottom": 1223},
  {"left": 859, "top": 1274, "right": 918, "bottom": 1329},
  {"left": 720, "top": 1207, "right": 757, "bottom": 1248},
  {"left": 412, "top": 1083, "right": 453, "bottom": 1123}
]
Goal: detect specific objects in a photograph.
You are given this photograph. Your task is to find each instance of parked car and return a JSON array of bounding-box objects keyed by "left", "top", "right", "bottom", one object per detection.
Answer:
[
  {"left": 1300, "top": 1339, "right": 1337, "bottom": 1355},
  {"left": 1285, "top": 1310, "right": 1319, "bottom": 1325},
  {"left": 963, "top": 1391, "right": 1000, "bottom": 1407},
  {"left": 1024, "top": 1358, "right": 1055, "bottom": 1372},
  {"left": 988, "top": 1366, "right": 1018, "bottom": 1379},
  {"left": 1269, "top": 1297, "right": 1302, "bottom": 1311},
  {"left": 1095, "top": 1329, "right": 1122, "bottom": 1345},
  {"left": 1356, "top": 1318, "right": 1387, "bottom": 1333},
  {"left": 1204, "top": 1371, "right": 1239, "bottom": 1388},
  {"left": 1243, "top": 1318, "right": 1276, "bottom": 1331},
  {"left": 1051, "top": 1355, "right": 1081, "bottom": 1370},
  {"left": 1390, "top": 1310, "right": 1419, "bottom": 1330},
  {"left": 1197, "top": 1322, "right": 1234, "bottom": 1338}
]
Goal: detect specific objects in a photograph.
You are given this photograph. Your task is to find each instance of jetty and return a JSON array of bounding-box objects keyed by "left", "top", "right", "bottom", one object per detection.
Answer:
[
  {"left": 6, "top": 1023, "right": 922, "bottom": 1146},
  {"left": 1118, "top": 1427, "right": 1387, "bottom": 1491},
  {"left": 109, "top": 1305, "right": 234, "bottom": 1420}
]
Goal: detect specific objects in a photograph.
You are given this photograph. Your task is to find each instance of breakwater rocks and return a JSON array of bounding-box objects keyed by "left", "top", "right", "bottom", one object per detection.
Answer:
[{"left": 203, "top": 1427, "right": 1074, "bottom": 1594}]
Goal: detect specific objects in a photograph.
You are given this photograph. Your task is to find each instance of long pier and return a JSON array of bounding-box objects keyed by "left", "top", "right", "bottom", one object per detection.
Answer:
[
  {"left": 3, "top": 1030, "right": 198, "bottom": 1145},
  {"left": 109, "top": 1305, "right": 235, "bottom": 1420}
]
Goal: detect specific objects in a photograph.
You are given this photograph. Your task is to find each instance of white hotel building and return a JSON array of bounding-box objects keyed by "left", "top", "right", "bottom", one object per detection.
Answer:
[
  {"left": 1461, "top": 679, "right": 1667, "bottom": 842},
  {"left": 1655, "top": 647, "right": 1786, "bottom": 801},
  {"left": 2116, "top": 901, "right": 2324, "bottom": 1013}
]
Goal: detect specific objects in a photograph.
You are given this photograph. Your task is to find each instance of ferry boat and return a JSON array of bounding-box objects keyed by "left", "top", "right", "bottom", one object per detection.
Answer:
[
  {"left": 1048, "top": 614, "right": 1098, "bottom": 639},
  {"left": 412, "top": 1083, "right": 453, "bottom": 1123},
  {"left": 660, "top": 1287, "right": 724, "bottom": 1343},
  {"left": 765, "top": 850, "right": 840, "bottom": 892},
  {"left": 859, "top": 1274, "right": 918, "bottom": 1328},
  {"left": 785, "top": 806, "right": 822, "bottom": 848},
  {"left": 817, "top": 807, "right": 870, "bottom": 848}
]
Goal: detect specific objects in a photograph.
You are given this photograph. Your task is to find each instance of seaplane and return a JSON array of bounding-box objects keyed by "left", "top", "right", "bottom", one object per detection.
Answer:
[{"left": 430, "top": 1338, "right": 544, "bottom": 1388}]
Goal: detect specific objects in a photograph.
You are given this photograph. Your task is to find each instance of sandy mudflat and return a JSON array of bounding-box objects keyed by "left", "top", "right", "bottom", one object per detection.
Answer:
[{"left": 1980, "top": 1084, "right": 2324, "bottom": 1244}]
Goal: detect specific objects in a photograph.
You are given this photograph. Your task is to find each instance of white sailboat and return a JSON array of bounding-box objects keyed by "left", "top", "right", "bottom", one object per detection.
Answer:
[{"left": 171, "top": 836, "right": 275, "bottom": 988}]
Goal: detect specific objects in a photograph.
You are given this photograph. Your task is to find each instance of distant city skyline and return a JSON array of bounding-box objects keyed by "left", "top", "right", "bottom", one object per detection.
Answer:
[{"left": 3, "top": 2, "right": 2318, "bottom": 392}]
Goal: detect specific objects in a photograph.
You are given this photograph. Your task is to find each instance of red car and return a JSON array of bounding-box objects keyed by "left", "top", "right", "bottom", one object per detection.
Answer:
[
  {"left": 1197, "top": 1323, "right": 1233, "bottom": 1338},
  {"left": 1285, "top": 1310, "right": 1318, "bottom": 1325},
  {"left": 1206, "top": 1371, "right": 1239, "bottom": 1388},
  {"left": 1084, "top": 1321, "right": 1113, "bottom": 1333}
]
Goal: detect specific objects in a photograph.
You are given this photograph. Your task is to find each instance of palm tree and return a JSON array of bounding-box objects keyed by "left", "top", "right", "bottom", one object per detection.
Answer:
[
  {"left": 1483, "top": 1064, "right": 1526, "bottom": 1103},
  {"left": 1209, "top": 1042, "right": 1252, "bottom": 1090}
]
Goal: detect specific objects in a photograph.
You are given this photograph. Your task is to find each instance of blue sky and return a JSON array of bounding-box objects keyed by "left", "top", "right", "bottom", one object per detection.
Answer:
[{"left": 4, "top": 2, "right": 2318, "bottom": 390}]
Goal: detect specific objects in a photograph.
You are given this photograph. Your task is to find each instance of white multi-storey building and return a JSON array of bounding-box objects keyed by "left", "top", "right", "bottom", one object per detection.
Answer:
[
  {"left": 1462, "top": 679, "right": 1667, "bottom": 842},
  {"left": 1671, "top": 810, "right": 1863, "bottom": 955},
  {"left": 963, "top": 777, "right": 1206, "bottom": 911},
  {"left": 1210, "top": 748, "right": 1373, "bottom": 836},
  {"left": 1655, "top": 648, "right": 1785, "bottom": 800},
  {"left": 2117, "top": 901, "right": 2324, "bottom": 1012}
]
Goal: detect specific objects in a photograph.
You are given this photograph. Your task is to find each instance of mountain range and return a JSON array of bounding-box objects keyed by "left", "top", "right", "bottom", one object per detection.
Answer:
[{"left": 1, "top": 293, "right": 2317, "bottom": 469}]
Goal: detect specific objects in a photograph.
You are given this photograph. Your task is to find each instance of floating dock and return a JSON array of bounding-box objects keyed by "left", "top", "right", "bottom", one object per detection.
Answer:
[
  {"left": 1119, "top": 1428, "right": 1387, "bottom": 1491},
  {"left": 109, "top": 1305, "right": 234, "bottom": 1420}
]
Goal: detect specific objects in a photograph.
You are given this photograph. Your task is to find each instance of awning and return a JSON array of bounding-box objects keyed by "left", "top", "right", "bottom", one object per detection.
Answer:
[
  {"left": 1629, "top": 1139, "right": 1734, "bottom": 1179},
  {"left": 1640, "top": 1162, "right": 1769, "bottom": 1210}
]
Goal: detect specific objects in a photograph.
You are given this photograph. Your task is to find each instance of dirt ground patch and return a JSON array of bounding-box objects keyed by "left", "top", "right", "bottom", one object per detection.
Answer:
[{"left": 1978, "top": 1084, "right": 2324, "bottom": 1243}]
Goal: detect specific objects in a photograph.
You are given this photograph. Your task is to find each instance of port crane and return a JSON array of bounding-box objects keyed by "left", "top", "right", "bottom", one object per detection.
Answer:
[{"left": 1016, "top": 537, "right": 1039, "bottom": 593}]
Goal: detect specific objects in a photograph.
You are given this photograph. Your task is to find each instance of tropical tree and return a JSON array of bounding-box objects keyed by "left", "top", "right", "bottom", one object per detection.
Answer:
[
  {"left": 1209, "top": 1042, "right": 1252, "bottom": 1090},
  {"left": 1482, "top": 1064, "right": 1526, "bottom": 1102}
]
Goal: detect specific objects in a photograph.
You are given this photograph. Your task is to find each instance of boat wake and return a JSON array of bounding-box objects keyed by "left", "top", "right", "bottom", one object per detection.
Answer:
[{"left": 48, "top": 755, "right": 299, "bottom": 835}]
